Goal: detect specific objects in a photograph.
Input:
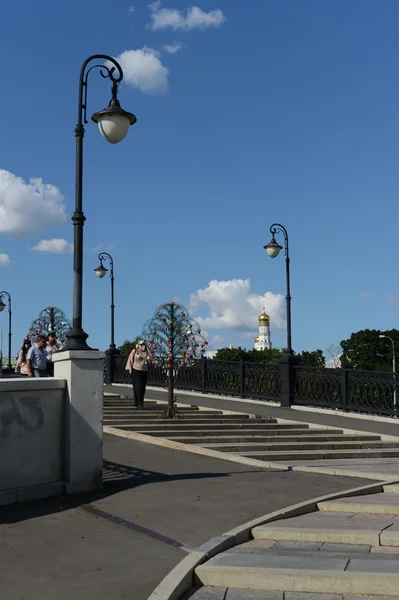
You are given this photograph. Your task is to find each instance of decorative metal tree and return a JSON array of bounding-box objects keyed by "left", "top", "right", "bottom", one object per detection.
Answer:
[
  {"left": 28, "top": 306, "right": 72, "bottom": 347},
  {"left": 142, "top": 301, "right": 208, "bottom": 418}
]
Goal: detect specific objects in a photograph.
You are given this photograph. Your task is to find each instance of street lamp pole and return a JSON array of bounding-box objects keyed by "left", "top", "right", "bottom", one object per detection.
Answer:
[
  {"left": 62, "top": 54, "right": 136, "bottom": 352},
  {"left": 379, "top": 334, "right": 396, "bottom": 409},
  {"left": 264, "top": 224, "right": 293, "bottom": 355},
  {"left": 94, "top": 252, "right": 116, "bottom": 352},
  {"left": 0, "top": 291, "right": 12, "bottom": 370}
]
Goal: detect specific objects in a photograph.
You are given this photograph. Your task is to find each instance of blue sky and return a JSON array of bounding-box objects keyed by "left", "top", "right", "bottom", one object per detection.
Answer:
[{"left": 1, "top": 0, "right": 399, "bottom": 357}]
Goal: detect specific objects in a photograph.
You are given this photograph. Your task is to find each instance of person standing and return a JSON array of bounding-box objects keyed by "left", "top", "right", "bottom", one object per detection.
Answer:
[
  {"left": 125, "top": 340, "right": 151, "bottom": 408},
  {"left": 45, "top": 333, "right": 59, "bottom": 376},
  {"left": 26, "top": 335, "right": 47, "bottom": 377},
  {"left": 15, "top": 338, "right": 32, "bottom": 376}
]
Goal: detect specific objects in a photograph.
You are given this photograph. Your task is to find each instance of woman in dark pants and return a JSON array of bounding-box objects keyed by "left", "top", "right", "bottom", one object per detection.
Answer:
[{"left": 125, "top": 340, "right": 151, "bottom": 407}]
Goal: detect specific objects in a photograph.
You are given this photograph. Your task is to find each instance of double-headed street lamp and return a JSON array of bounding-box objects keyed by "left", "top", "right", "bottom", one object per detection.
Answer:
[
  {"left": 0, "top": 291, "right": 12, "bottom": 370},
  {"left": 264, "top": 224, "right": 293, "bottom": 355},
  {"left": 62, "top": 54, "right": 136, "bottom": 352},
  {"left": 379, "top": 334, "right": 397, "bottom": 409},
  {"left": 94, "top": 252, "right": 117, "bottom": 353}
]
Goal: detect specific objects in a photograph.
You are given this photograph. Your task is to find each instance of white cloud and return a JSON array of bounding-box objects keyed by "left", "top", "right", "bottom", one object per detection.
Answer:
[
  {"left": 0, "top": 169, "right": 66, "bottom": 236},
  {"left": 128, "top": 4, "right": 135, "bottom": 15},
  {"left": 111, "top": 48, "right": 168, "bottom": 93},
  {"left": 189, "top": 279, "right": 285, "bottom": 331},
  {"left": 32, "top": 238, "right": 73, "bottom": 254},
  {"left": 148, "top": 2, "right": 226, "bottom": 31},
  {"left": 0, "top": 253, "right": 11, "bottom": 267},
  {"left": 162, "top": 42, "right": 184, "bottom": 54},
  {"left": 359, "top": 291, "right": 374, "bottom": 298}
]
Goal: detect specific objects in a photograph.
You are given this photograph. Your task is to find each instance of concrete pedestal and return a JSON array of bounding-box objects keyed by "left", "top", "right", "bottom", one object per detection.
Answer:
[{"left": 53, "top": 350, "right": 105, "bottom": 494}]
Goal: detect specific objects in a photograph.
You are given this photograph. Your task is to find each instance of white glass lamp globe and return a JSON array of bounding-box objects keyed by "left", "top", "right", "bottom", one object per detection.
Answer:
[
  {"left": 264, "top": 239, "right": 283, "bottom": 258},
  {"left": 94, "top": 264, "right": 107, "bottom": 278},
  {"left": 92, "top": 97, "right": 137, "bottom": 145},
  {"left": 97, "top": 114, "right": 131, "bottom": 144}
]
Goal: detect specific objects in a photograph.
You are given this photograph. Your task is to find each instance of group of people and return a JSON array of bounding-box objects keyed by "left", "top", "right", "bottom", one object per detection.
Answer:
[{"left": 15, "top": 333, "right": 59, "bottom": 377}]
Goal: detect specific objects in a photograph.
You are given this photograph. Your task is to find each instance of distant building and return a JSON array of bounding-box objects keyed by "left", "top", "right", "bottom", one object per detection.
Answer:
[{"left": 254, "top": 309, "right": 271, "bottom": 351}]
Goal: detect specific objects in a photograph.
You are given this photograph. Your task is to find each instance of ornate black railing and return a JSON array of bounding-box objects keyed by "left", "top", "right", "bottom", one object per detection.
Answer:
[
  {"left": 104, "top": 355, "right": 398, "bottom": 416},
  {"left": 294, "top": 365, "right": 398, "bottom": 417},
  {"left": 106, "top": 355, "right": 281, "bottom": 402}
]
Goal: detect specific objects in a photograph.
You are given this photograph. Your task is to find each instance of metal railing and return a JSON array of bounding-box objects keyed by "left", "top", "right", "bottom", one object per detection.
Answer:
[
  {"left": 294, "top": 365, "right": 398, "bottom": 417},
  {"left": 104, "top": 355, "right": 399, "bottom": 416},
  {"left": 108, "top": 355, "right": 281, "bottom": 402}
]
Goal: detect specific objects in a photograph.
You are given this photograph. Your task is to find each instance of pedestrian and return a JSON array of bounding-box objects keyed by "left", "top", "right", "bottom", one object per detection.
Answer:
[
  {"left": 125, "top": 340, "right": 151, "bottom": 408},
  {"left": 15, "top": 338, "right": 32, "bottom": 376},
  {"left": 45, "top": 333, "right": 59, "bottom": 376},
  {"left": 26, "top": 335, "right": 47, "bottom": 377}
]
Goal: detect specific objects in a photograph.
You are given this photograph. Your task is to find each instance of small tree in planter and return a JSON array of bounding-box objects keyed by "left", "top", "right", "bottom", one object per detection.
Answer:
[{"left": 142, "top": 301, "right": 207, "bottom": 418}]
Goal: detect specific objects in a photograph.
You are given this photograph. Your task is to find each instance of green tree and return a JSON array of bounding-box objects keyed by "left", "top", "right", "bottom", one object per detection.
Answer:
[
  {"left": 118, "top": 336, "right": 141, "bottom": 355},
  {"left": 214, "top": 347, "right": 284, "bottom": 364},
  {"left": 214, "top": 347, "right": 248, "bottom": 361},
  {"left": 296, "top": 349, "right": 325, "bottom": 367},
  {"left": 340, "top": 329, "right": 399, "bottom": 371}
]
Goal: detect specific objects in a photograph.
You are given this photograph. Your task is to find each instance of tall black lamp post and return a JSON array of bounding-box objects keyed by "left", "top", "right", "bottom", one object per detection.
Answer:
[
  {"left": 94, "top": 252, "right": 118, "bottom": 353},
  {"left": 264, "top": 224, "right": 293, "bottom": 355},
  {"left": 0, "top": 291, "right": 12, "bottom": 370},
  {"left": 62, "top": 54, "right": 137, "bottom": 352}
]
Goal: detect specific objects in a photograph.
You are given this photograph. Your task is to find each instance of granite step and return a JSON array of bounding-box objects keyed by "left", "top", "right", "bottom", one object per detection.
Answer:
[
  {"left": 241, "top": 448, "right": 399, "bottom": 461},
  {"left": 194, "top": 550, "right": 399, "bottom": 596},
  {"left": 169, "top": 434, "right": 381, "bottom": 444},
  {"left": 318, "top": 492, "right": 399, "bottom": 515},
  {"left": 103, "top": 410, "right": 222, "bottom": 417},
  {"left": 384, "top": 483, "right": 399, "bottom": 494},
  {"left": 142, "top": 427, "right": 342, "bottom": 438},
  {"left": 197, "top": 441, "right": 396, "bottom": 452},
  {"left": 119, "top": 422, "right": 309, "bottom": 430},
  {"left": 252, "top": 512, "right": 399, "bottom": 546},
  {"left": 103, "top": 417, "right": 268, "bottom": 426},
  {"left": 183, "top": 588, "right": 396, "bottom": 600}
]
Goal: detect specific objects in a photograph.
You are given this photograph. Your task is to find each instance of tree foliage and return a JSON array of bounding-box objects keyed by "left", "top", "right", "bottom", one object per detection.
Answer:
[
  {"left": 214, "top": 347, "right": 283, "bottom": 364},
  {"left": 118, "top": 336, "right": 141, "bottom": 355},
  {"left": 214, "top": 346, "right": 325, "bottom": 366},
  {"left": 340, "top": 329, "right": 399, "bottom": 371},
  {"left": 297, "top": 349, "right": 325, "bottom": 367}
]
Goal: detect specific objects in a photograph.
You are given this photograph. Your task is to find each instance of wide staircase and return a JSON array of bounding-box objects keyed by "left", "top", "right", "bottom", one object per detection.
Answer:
[
  {"left": 187, "top": 483, "right": 399, "bottom": 598},
  {"left": 103, "top": 395, "right": 399, "bottom": 463}
]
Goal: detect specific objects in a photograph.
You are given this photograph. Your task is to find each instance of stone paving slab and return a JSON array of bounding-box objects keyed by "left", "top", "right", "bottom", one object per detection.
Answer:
[
  {"left": 252, "top": 512, "right": 398, "bottom": 545},
  {"left": 202, "top": 553, "right": 348, "bottom": 571},
  {"left": 226, "top": 591, "right": 283, "bottom": 599},
  {"left": 183, "top": 592, "right": 399, "bottom": 600},
  {"left": 318, "top": 492, "right": 399, "bottom": 514},
  {"left": 285, "top": 594, "right": 343, "bottom": 600},
  {"left": 225, "top": 546, "right": 399, "bottom": 562},
  {"left": 182, "top": 587, "right": 227, "bottom": 599}
]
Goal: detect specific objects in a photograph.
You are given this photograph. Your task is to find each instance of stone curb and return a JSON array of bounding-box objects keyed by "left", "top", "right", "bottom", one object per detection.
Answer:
[
  {"left": 103, "top": 426, "right": 289, "bottom": 471},
  {"left": 146, "top": 477, "right": 399, "bottom": 600}
]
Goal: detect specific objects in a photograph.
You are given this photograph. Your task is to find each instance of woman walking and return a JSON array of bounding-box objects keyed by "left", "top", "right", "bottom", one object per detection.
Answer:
[
  {"left": 15, "top": 338, "right": 32, "bottom": 376},
  {"left": 125, "top": 340, "right": 151, "bottom": 408}
]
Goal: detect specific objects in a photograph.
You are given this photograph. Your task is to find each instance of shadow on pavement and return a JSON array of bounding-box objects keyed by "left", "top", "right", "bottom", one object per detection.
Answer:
[{"left": 0, "top": 459, "right": 262, "bottom": 525}]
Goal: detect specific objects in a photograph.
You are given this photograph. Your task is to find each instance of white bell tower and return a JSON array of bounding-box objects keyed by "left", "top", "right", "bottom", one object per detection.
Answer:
[{"left": 254, "top": 307, "right": 271, "bottom": 351}]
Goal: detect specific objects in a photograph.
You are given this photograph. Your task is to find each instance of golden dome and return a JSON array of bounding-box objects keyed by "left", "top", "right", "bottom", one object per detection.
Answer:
[
  {"left": 255, "top": 336, "right": 259, "bottom": 343},
  {"left": 258, "top": 311, "right": 270, "bottom": 324}
]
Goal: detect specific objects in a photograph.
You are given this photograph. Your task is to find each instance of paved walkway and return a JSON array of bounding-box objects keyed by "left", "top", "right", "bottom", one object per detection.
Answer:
[
  {"left": 105, "top": 386, "right": 399, "bottom": 481},
  {"left": 0, "top": 434, "right": 369, "bottom": 600}
]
